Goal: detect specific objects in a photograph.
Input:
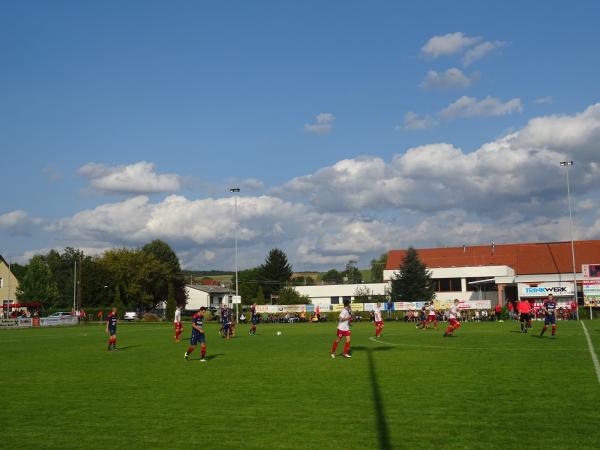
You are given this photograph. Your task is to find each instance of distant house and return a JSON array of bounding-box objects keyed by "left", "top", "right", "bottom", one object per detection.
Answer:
[
  {"left": 0, "top": 255, "right": 19, "bottom": 309},
  {"left": 185, "top": 284, "right": 232, "bottom": 311}
]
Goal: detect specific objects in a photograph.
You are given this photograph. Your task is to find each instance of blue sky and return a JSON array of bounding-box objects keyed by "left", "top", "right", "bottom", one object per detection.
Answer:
[{"left": 1, "top": 1, "right": 600, "bottom": 270}]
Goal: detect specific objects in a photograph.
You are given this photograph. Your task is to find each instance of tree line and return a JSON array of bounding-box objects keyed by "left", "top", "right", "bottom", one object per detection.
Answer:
[{"left": 13, "top": 240, "right": 186, "bottom": 312}]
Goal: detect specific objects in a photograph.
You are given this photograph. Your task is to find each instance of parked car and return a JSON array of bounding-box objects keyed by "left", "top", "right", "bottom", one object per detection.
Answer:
[
  {"left": 47, "top": 312, "right": 72, "bottom": 318},
  {"left": 124, "top": 312, "right": 138, "bottom": 321}
]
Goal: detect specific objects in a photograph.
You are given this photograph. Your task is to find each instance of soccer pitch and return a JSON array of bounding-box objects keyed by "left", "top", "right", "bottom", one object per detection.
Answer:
[{"left": 2, "top": 321, "right": 600, "bottom": 449}]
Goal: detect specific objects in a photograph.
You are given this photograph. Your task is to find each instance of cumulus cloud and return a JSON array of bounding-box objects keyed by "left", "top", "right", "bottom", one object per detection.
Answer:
[
  {"left": 419, "top": 68, "right": 480, "bottom": 90},
  {"left": 0, "top": 210, "right": 42, "bottom": 236},
  {"left": 19, "top": 104, "right": 600, "bottom": 270},
  {"left": 421, "top": 32, "right": 481, "bottom": 58},
  {"left": 280, "top": 104, "right": 600, "bottom": 222},
  {"left": 78, "top": 161, "right": 181, "bottom": 194},
  {"left": 241, "top": 178, "right": 264, "bottom": 191},
  {"left": 533, "top": 96, "right": 554, "bottom": 105},
  {"left": 463, "top": 40, "right": 506, "bottom": 66},
  {"left": 439, "top": 95, "right": 523, "bottom": 119},
  {"left": 304, "top": 113, "right": 335, "bottom": 135},
  {"left": 399, "top": 112, "right": 438, "bottom": 131}
]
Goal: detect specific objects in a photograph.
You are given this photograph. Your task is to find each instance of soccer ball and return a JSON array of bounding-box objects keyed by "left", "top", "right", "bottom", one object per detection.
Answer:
[{"left": 277, "top": 331, "right": 282, "bottom": 336}]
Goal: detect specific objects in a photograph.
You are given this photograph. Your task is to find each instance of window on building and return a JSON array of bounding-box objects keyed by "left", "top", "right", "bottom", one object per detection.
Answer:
[
  {"left": 0, "top": 277, "right": 3, "bottom": 289},
  {"left": 466, "top": 277, "right": 498, "bottom": 292},
  {"left": 434, "top": 278, "right": 462, "bottom": 292},
  {"left": 343, "top": 296, "right": 351, "bottom": 304},
  {"left": 330, "top": 297, "right": 339, "bottom": 304}
]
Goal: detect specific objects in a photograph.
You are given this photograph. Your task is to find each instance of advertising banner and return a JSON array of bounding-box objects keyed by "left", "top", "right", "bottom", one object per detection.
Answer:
[
  {"left": 40, "top": 316, "right": 78, "bottom": 327},
  {"left": 17, "top": 318, "right": 32, "bottom": 328},
  {"left": 583, "top": 280, "right": 600, "bottom": 307},
  {"left": 518, "top": 282, "right": 575, "bottom": 298},
  {"left": 0, "top": 319, "right": 18, "bottom": 328}
]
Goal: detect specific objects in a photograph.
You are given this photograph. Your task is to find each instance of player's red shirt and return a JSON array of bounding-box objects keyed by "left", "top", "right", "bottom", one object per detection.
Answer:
[{"left": 517, "top": 301, "right": 531, "bottom": 314}]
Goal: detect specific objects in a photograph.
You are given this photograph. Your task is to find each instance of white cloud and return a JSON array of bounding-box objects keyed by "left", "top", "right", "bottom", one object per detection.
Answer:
[
  {"left": 421, "top": 32, "right": 481, "bottom": 58},
  {"left": 78, "top": 161, "right": 181, "bottom": 194},
  {"left": 42, "top": 165, "right": 63, "bottom": 182},
  {"left": 463, "top": 40, "right": 506, "bottom": 66},
  {"left": 0, "top": 210, "right": 42, "bottom": 236},
  {"left": 439, "top": 95, "right": 523, "bottom": 119},
  {"left": 17, "top": 104, "right": 600, "bottom": 271},
  {"left": 419, "top": 68, "right": 479, "bottom": 90},
  {"left": 399, "top": 111, "right": 438, "bottom": 131},
  {"left": 304, "top": 113, "right": 335, "bottom": 135},
  {"left": 241, "top": 178, "right": 264, "bottom": 191},
  {"left": 533, "top": 96, "right": 554, "bottom": 105}
]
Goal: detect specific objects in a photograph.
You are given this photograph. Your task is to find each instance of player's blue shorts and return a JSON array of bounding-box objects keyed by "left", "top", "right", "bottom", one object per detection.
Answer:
[
  {"left": 544, "top": 315, "right": 556, "bottom": 325},
  {"left": 108, "top": 327, "right": 117, "bottom": 336},
  {"left": 190, "top": 332, "right": 205, "bottom": 345},
  {"left": 251, "top": 316, "right": 258, "bottom": 325}
]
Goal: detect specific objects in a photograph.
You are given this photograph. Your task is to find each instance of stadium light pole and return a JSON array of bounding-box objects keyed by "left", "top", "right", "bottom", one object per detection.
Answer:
[
  {"left": 230, "top": 187, "right": 240, "bottom": 321},
  {"left": 560, "top": 161, "right": 579, "bottom": 320}
]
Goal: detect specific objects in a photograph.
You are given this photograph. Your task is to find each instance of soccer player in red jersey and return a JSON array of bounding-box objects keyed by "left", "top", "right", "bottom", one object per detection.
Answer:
[
  {"left": 443, "top": 299, "right": 461, "bottom": 337},
  {"left": 373, "top": 302, "right": 384, "bottom": 337},
  {"left": 185, "top": 307, "right": 207, "bottom": 362},
  {"left": 331, "top": 299, "right": 352, "bottom": 358},
  {"left": 174, "top": 306, "right": 183, "bottom": 342},
  {"left": 517, "top": 299, "right": 532, "bottom": 333},
  {"left": 105, "top": 307, "right": 118, "bottom": 351}
]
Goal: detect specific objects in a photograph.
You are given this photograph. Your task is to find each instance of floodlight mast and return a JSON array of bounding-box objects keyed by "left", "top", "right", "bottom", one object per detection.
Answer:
[
  {"left": 560, "top": 161, "right": 579, "bottom": 320},
  {"left": 229, "top": 187, "right": 240, "bottom": 321}
]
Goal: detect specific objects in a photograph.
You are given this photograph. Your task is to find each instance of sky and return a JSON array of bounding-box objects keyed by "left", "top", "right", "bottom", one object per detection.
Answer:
[{"left": 1, "top": 0, "right": 600, "bottom": 271}]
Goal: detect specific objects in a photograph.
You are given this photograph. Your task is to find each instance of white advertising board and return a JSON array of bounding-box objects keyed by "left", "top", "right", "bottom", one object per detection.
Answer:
[{"left": 518, "top": 282, "right": 575, "bottom": 298}]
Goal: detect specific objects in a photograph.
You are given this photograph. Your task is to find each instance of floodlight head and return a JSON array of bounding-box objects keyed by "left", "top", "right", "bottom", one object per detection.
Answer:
[
  {"left": 229, "top": 187, "right": 240, "bottom": 193},
  {"left": 559, "top": 161, "right": 574, "bottom": 166}
]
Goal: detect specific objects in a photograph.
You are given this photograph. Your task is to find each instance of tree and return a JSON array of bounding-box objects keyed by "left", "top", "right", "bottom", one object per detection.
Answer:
[
  {"left": 255, "top": 286, "right": 266, "bottom": 305},
  {"left": 258, "top": 249, "right": 293, "bottom": 300},
  {"left": 321, "top": 269, "right": 343, "bottom": 284},
  {"left": 370, "top": 253, "right": 387, "bottom": 283},
  {"left": 292, "top": 276, "right": 315, "bottom": 286},
  {"left": 343, "top": 261, "right": 362, "bottom": 284},
  {"left": 353, "top": 285, "right": 372, "bottom": 303},
  {"left": 141, "top": 240, "right": 187, "bottom": 307},
  {"left": 277, "top": 286, "right": 310, "bottom": 305},
  {"left": 390, "top": 247, "right": 435, "bottom": 303},
  {"left": 237, "top": 267, "right": 262, "bottom": 304},
  {"left": 165, "top": 280, "right": 176, "bottom": 320},
  {"left": 16, "top": 255, "right": 60, "bottom": 307}
]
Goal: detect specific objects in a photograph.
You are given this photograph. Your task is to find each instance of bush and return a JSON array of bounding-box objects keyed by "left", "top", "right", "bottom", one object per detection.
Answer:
[{"left": 143, "top": 312, "right": 161, "bottom": 322}]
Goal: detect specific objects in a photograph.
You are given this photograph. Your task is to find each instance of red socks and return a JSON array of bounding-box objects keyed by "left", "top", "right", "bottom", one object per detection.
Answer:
[
  {"left": 331, "top": 341, "right": 339, "bottom": 353},
  {"left": 201, "top": 344, "right": 206, "bottom": 358},
  {"left": 186, "top": 346, "right": 195, "bottom": 355},
  {"left": 343, "top": 342, "right": 350, "bottom": 355}
]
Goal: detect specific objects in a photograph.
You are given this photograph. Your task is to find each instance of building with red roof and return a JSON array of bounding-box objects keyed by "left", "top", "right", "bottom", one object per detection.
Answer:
[{"left": 385, "top": 240, "right": 600, "bottom": 306}]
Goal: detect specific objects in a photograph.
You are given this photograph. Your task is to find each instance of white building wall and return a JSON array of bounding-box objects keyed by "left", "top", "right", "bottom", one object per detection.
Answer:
[
  {"left": 294, "top": 283, "right": 387, "bottom": 306},
  {"left": 185, "top": 287, "right": 210, "bottom": 310}
]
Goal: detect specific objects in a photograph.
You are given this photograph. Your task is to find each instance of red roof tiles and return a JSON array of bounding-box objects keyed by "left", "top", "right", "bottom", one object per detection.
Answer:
[{"left": 386, "top": 240, "right": 600, "bottom": 275}]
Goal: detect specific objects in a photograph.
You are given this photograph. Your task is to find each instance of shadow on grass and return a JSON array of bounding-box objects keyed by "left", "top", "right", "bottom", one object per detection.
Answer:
[
  {"left": 360, "top": 346, "right": 394, "bottom": 450},
  {"left": 115, "top": 345, "right": 141, "bottom": 350}
]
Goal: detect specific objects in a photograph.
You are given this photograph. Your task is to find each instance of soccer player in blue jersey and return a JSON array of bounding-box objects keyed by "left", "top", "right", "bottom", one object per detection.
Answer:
[
  {"left": 540, "top": 294, "right": 558, "bottom": 337},
  {"left": 249, "top": 303, "right": 257, "bottom": 336},
  {"left": 185, "top": 307, "right": 207, "bottom": 362},
  {"left": 221, "top": 306, "right": 231, "bottom": 339},
  {"left": 105, "top": 307, "right": 118, "bottom": 351}
]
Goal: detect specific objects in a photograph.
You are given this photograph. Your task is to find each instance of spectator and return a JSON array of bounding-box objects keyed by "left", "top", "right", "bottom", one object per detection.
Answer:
[
  {"left": 570, "top": 300, "right": 578, "bottom": 320},
  {"left": 494, "top": 304, "right": 502, "bottom": 321},
  {"left": 507, "top": 301, "right": 514, "bottom": 320}
]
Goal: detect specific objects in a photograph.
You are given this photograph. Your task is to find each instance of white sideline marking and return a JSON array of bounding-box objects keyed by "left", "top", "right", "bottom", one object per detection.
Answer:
[{"left": 580, "top": 321, "right": 600, "bottom": 385}]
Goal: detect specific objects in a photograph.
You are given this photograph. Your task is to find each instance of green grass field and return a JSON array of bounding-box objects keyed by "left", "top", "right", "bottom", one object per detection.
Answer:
[{"left": 2, "top": 320, "right": 600, "bottom": 449}]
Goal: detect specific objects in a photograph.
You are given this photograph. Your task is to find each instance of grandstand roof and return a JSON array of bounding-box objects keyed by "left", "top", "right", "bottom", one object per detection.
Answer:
[{"left": 386, "top": 240, "right": 600, "bottom": 275}]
